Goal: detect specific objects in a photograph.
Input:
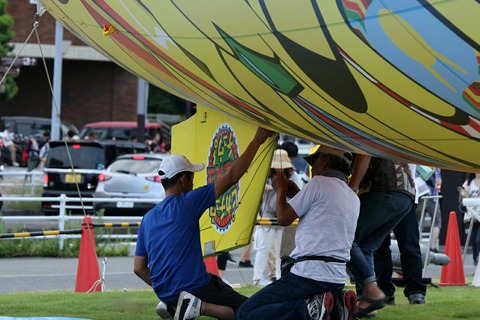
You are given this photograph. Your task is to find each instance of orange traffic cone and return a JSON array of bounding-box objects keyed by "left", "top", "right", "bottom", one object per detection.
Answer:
[
  {"left": 439, "top": 211, "right": 467, "bottom": 286},
  {"left": 204, "top": 257, "right": 219, "bottom": 275},
  {"left": 75, "top": 216, "right": 101, "bottom": 292}
]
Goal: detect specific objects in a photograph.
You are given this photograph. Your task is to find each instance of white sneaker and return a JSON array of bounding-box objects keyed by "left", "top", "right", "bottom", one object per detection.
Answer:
[
  {"left": 307, "top": 292, "right": 334, "bottom": 320},
  {"left": 12, "top": 162, "right": 19, "bottom": 167},
  {"left": 335, "top": 290, "right": 357, "bottom": 320},
  {"left": 0, "top": 165, "right": 4, "bottom": 171},
  {"left": 254, "top": 279, "right": 272, "bottom": 286},
  {"left": 156, "top": 301, "right": 173, "bottom": 320},
  {"left": 174, "top": 291, "right": 202, "bottom": 320}
]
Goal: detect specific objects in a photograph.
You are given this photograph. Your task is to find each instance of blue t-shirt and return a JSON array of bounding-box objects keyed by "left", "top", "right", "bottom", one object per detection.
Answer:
[{"left": 135, "top": 183, "right": 215, "bottom": 302}]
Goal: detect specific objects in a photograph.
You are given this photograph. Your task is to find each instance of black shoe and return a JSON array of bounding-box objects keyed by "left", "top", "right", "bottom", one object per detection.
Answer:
[
  {"left": 384, "top": 295, "right": 395, "bottom": 305},
  {"left": 227, "top": 253, "right": 236, "bottom": 263},
  {"left": 408, "top": 293, "right": 425, "bottom": 305},
  {"left": 239, "top": 260, "right": 253, "bottom": 268}
]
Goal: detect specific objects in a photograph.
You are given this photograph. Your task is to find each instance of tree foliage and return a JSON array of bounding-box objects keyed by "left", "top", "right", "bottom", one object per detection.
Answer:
[{"left": 0, "top": 0, "right": 18, "bottom": 101}]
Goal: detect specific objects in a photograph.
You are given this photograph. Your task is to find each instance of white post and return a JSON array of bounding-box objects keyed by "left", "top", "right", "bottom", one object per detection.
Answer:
[
  {"left": 101, "top": 257, "right": 108, "bottom": 292},
  {"left": 58, "top": 194, "right": 66, "bottom": 251}
]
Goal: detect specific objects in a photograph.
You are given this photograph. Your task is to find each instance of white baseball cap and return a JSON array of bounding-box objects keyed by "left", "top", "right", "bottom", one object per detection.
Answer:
[{"left": 158, "top": 154, "right": 205, "bottom": 179}]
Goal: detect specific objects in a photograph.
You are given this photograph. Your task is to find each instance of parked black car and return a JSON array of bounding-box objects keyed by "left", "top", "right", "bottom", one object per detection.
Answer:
[{"left": 41, "top": 140, "right": 148, "bottom": 214}]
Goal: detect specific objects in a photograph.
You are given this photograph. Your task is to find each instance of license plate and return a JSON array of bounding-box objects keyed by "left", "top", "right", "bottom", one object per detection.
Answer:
[
  {"left": 65, "top": 173, "right": 82, "bottom": 183},
  {"left": 117, "top": 201, "right": 134, "bottom": 208}
]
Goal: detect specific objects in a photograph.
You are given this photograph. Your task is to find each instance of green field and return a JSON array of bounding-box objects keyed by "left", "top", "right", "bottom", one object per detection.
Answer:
[{"left": 0, "top": 285, "right": 480, "bottom": 319}]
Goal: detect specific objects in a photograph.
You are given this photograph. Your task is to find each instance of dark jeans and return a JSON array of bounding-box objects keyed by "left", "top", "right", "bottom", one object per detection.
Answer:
[
  {"left": 374, "top": 204, "right": 426, "bottom": 298},
  {"left": 236, "top": 272, "right": 343, "bottom": 320},
  {"left": 165, "top": 274, "right": 247, "bottom": 312},
  {"left": 347, "top": 191, "right": 413, "bottom": 295},
  {"left": 217, "top": 252, "right": 229, "bottom": 271}
]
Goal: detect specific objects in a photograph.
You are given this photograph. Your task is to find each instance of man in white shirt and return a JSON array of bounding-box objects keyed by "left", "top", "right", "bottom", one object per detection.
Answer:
[
  {"left": 2, "top": 124, "right": 20, "bottom": 166},
  {"left": 237, "top": 146, "right": 360, "bottom": 320}
]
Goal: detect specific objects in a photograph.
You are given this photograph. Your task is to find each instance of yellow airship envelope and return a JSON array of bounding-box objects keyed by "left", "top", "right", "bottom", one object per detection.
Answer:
[{"left": 39, "top": 1, "right": 480, "bottom": 171}]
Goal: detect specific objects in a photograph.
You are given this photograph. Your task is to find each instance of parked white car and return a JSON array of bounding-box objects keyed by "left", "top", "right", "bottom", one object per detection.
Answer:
[{"left": 93, "top": 153, "right": 167, "bottom": 215}]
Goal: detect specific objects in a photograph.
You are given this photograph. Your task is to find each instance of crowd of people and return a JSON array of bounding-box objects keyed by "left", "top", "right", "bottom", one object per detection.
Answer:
[
  {"left": 0, "top": 124, "right": 51, "bottom": 174},
  {"left": 0, "top": 123, "right": 169, "bottom": 172},
  {"left": 131, "top": 126, "right": 480, "bottom": 320}
]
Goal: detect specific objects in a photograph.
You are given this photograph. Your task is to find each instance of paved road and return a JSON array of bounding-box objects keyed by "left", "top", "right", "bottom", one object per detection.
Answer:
[
  {"left": 0, "top": 248, "right": 250, "bottom": 294},
  {"left": 1, "top": 246, "right": 478, "bottom": 294}
]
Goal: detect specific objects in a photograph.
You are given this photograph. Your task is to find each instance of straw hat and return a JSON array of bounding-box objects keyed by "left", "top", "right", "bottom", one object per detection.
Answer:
[{"left": 271, "top": 149, "right": 293, "bottom": 169}]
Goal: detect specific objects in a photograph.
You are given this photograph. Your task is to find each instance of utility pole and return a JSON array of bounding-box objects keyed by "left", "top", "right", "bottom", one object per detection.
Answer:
[
  {"left": 136, "top": 78, "right": 148, "bottom": 143},
  {"left": 51, "top": 21, "right": 63, "bottom": 140}
]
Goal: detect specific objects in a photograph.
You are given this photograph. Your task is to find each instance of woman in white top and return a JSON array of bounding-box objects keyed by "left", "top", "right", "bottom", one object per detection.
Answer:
[
  {"left": 460, "top": 173, "right": 480, "bottom": 265},
  {"left": 253, "top": 149, "right": 293, "bottom": 286}
]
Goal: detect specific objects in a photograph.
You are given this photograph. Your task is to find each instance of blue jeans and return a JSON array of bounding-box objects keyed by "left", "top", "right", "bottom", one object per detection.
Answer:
[
  {"left": 347, "top": 191, "right": 413, "bottom": 294},
  {"left": 236, "top": 272, "right": 343, "bottom": 320}
]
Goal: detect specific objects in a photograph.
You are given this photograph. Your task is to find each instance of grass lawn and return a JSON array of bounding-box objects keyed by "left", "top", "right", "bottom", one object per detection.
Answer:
[{"left": 0, "top": 284, "right": 480, "bottom": 319}]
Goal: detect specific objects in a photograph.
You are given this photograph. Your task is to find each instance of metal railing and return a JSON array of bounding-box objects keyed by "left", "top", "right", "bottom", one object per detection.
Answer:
[
  {"left": 417, "top": 194, "right": 442, "bottom": 276},
  {"left": 0, "top": 170, "right": 44, "bottom": 195},
  {"left": 0, "top": 195, "right": 158, "bottom": 249}
]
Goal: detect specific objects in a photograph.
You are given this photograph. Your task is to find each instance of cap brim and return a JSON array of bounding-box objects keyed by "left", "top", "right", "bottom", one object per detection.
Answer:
[
  {"left": 158, "top": 162, "right": 205, "bottom": 179},
  {"left": 190, "top": 163, "right": 205, "bottom": 172},
  {"left": 303, "top": 154, "right": 316, "bottom": 166},
  {"left": 271, "top": 161, "right": 293, "bottom": 169}
]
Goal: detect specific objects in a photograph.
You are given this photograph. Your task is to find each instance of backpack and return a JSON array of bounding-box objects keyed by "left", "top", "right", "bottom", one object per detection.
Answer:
[{"left": 22, "top": 138, "right": 33, "bottom": 163}]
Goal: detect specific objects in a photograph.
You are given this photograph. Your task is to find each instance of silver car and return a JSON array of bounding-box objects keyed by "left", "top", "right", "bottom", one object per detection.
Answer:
[{"left": 93, "top": 153, "right": 166, "bottom": 215}]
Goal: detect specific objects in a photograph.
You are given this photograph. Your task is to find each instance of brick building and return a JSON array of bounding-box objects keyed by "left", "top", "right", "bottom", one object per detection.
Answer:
[{"left": 3, "top": 1, "right": 140, "bottom": 130}]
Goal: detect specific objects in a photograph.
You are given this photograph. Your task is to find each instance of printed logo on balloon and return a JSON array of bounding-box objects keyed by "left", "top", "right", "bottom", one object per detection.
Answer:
[{"left": 207, "top": 124, "right": 240, "bottom": 234}]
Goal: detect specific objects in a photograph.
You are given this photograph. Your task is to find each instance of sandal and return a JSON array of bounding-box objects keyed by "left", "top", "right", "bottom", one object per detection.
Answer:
[{"left": 356, "top": 296, "right": 386, "bottom": 318}]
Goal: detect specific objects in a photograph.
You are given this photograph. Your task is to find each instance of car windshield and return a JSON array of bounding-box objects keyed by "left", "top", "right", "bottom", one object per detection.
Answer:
[
  {"left": 16, "top": 122, "right": 51, "bottom": 136},
  {"left": 108, "top": 158, "right": 162, "bottom": 174},
  {"left": 48, "top": 145, "right": 105, "bottom": 169}
]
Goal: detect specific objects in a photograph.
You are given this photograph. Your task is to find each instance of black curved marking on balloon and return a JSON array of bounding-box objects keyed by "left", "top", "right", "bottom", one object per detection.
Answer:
[
  {"left": 259, "top": 0, "right": 368, "bottom": 113},
  {"left": 418, "top": 0, "right": 480, "bottom": 52},
  {"left": 179, "top": 45, "right": 216, "bottom": 80}
]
